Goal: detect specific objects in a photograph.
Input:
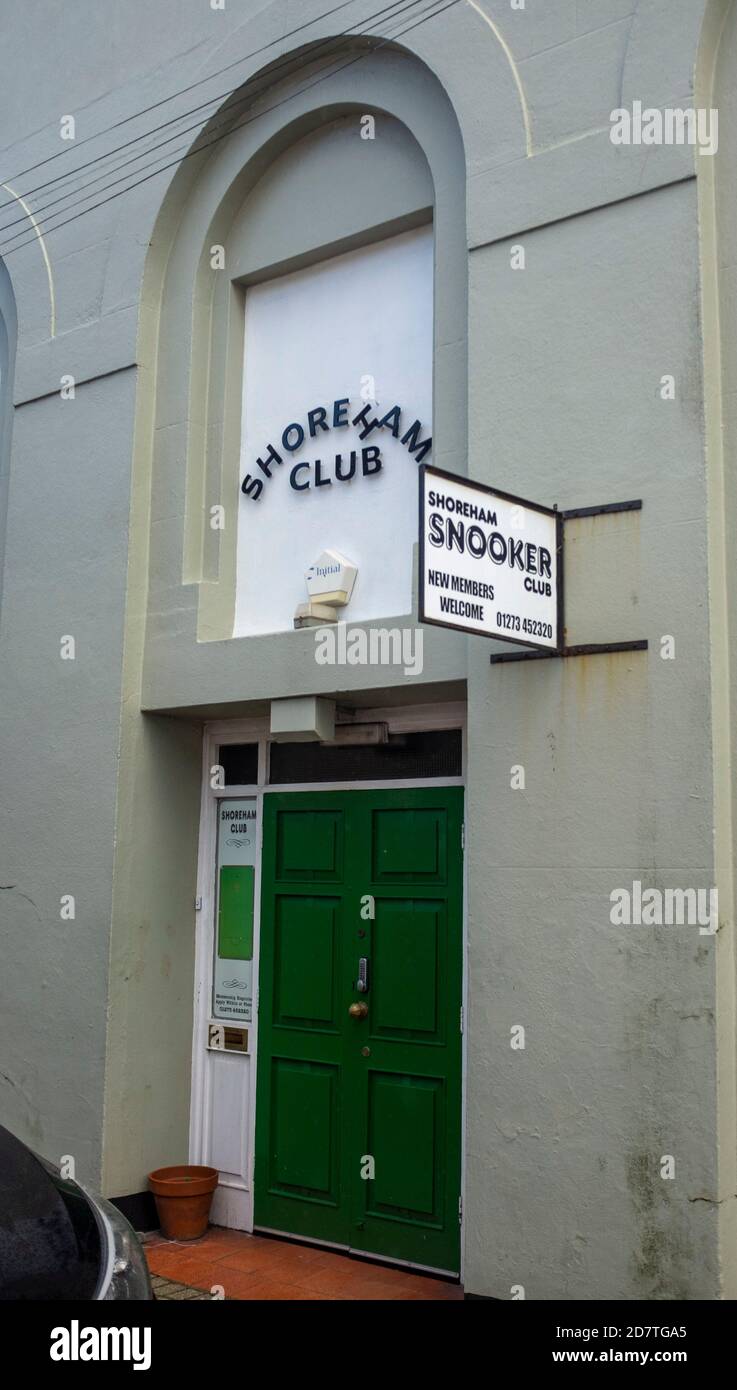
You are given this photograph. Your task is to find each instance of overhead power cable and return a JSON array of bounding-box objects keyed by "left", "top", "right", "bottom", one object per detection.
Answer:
[
  {"left": 0, "top": 0, "right": 378, "bottom": 190},
  {"left": 0, "top": 0, "right": 459, "bottom": 259},
  {"left": 0, "top": 0, "right": 425, "bottom": 236}
]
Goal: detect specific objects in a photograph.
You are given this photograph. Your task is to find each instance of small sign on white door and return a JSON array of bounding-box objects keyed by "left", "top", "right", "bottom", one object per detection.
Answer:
[
  {"left": 214, "top": 799, "right": 258, "bottom": 1022},
  {"left": 419, "top": 465, "right": 562, "bottom": 651}
]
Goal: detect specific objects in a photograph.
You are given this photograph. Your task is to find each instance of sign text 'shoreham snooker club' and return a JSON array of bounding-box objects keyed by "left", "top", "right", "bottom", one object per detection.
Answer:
[{"left": 419, "top": 464, "right": 562, "bottom": 651}]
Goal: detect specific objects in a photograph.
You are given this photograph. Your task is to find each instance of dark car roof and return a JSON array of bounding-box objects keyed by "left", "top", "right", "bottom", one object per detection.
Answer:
[{"left": 0, "top": 1124, "right": 101, "bottom": 1300}]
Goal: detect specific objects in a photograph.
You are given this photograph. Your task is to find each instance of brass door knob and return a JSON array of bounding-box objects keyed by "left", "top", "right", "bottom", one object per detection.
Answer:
[{"left": 348, "top": 1002, "right": 369, "bottom": 1020}]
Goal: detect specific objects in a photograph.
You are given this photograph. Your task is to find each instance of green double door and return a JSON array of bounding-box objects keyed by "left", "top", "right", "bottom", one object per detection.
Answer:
[{"left": 254, "top": 787, "right": 463, "bottom": 1274}]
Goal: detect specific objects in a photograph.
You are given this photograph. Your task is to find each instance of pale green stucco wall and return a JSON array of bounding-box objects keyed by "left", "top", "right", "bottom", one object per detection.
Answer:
[{"left": 0, "top": 0, "right": 734, "bottom": 1299}]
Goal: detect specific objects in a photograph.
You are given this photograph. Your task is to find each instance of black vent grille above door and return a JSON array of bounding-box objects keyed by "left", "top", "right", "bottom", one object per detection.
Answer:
[{"left": 268, "top": 730, "right": 462, "bottom": 784}]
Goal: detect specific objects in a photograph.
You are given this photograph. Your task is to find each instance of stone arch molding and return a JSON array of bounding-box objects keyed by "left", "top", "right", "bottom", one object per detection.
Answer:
[{"left": 138, "top": 35, "right": 467, "bottom": 682}]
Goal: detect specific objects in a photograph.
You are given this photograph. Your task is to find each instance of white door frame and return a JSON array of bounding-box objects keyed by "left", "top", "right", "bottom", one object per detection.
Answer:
[{"left": 189, "top": 701, "right": 468, "bottom": 1270}]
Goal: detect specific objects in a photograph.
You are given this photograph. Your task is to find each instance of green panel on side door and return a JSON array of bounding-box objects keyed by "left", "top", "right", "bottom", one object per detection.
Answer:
[
  {"left": 255, "top": 787, "right": 463, "bottom": 1273},
  {"left": 217, "top": 865, "right": 254, "bottom": 960}
]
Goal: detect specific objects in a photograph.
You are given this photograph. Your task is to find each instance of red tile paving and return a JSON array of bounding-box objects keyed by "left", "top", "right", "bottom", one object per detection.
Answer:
[{"left": 145, "top": 1227, "right": 463, "bottom": 1301}]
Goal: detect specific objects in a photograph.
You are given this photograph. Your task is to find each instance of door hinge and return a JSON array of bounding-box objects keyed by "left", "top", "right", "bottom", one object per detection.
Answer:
[
  {"left": 459, "top": 1005, "right": 464, "bottom": 1034},
  {"left": 458, "top": 1194, "right": 463, "bottom": 1223},
  {"left": 461, "top": 822, "right": 465, "bottom": 851}
]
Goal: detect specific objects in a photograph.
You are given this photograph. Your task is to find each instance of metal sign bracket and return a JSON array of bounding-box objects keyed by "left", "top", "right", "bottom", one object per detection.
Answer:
[{"left": 489, "top": 498, "right": 647, "bottom": 665}]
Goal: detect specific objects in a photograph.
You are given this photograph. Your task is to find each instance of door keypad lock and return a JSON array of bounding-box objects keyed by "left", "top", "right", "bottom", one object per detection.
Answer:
[{"left": 356, "top": 957, "right": 370, "bottom": 994}]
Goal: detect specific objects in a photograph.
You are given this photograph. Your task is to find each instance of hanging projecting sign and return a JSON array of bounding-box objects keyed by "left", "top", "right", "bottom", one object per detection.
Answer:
[{"left": 419, "top": 465, "right": 563, "bottom": 652}]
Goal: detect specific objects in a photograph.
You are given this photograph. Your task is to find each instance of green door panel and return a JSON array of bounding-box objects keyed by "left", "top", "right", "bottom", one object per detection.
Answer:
[
  {"left": 368, "top": 1073, "right": 439, "bottom": 1214},
  {"left": 372, "top": 899, "right": 444, "bottom": 1038},
  {"left": 372, "top": 807, "right": 445, "bottom": 879},
  {"left": 269, "top": 1059, "right": 339, "bottom": 1202},
  {"left": 217, "top": 865, "right": 254, "bottom": 960},
  {"left": 276, "top": 809, "right": 343, "bottom": 880},
  {"left": 273, "top": 895, "right": 340, "bottom": 1027},
  {"left": 255, "top": 787, "right": 463, "bottom": 1273}
]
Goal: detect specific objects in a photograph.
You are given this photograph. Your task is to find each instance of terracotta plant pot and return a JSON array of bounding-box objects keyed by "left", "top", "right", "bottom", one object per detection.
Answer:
[{"left": 148, "top": 1165, "right": 219, "bottom": 1241}]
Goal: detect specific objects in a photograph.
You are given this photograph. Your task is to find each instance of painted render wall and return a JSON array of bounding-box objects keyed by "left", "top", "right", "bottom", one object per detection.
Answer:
[
  {"left": 466, "top": 182, "right": 718, "bottom": 1300},
  {"left": 0, "top": 0, "right": 733, "bottom": 1299},
  {"left": 0, "top": 370, "right": 135, "bottom": 1182}
]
